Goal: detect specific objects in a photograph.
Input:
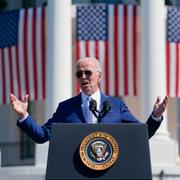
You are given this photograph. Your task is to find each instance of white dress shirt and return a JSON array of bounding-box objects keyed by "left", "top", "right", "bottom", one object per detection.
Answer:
[{"left": 81, "top": 89, "right": 101, "bottom": 123}]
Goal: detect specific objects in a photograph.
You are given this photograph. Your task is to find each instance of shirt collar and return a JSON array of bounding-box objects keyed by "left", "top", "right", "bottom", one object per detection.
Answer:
[{"left": 81, "top": 89, "right": 101, "bottom": 104}]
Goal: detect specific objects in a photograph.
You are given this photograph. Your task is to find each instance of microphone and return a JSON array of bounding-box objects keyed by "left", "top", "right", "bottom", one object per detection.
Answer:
[
  {"left": 89, "top": 99, "right": 111, "bottom": 121},
  {"left": 99, "top": 100, "right": 111, "bottom": 120},
  {"left": 103, "top": 100, "right": 111, "bottom": 112},
  {"left": 89, "top": 99, "right": 99, "bottom": 118}
]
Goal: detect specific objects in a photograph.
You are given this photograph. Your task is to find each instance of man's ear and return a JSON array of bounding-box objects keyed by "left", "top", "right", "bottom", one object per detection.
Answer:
[{"left": 98, "top": 72, "right": 102, "bottom": 81}]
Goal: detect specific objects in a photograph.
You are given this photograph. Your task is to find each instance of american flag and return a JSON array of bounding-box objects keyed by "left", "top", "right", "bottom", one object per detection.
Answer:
[
  {"left": 167, "top": 6, "right": 180, "bottom": 97},
  {"left": 0, "top": 7, "right": 46, "bottom": 104},
  {"left": 76, "top": 4, "right": 138, "bottom": 96}
]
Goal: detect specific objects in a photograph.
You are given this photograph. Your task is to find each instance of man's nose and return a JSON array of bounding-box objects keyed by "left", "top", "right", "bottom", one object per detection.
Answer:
[{"left": 81, "top": 72, "right": 86, "bottom": 78}]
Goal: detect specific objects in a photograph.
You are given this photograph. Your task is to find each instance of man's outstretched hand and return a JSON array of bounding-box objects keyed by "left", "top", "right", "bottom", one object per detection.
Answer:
[
  {"left": 152, "top": 96, "right": 168, "bottom": 118},
  {"left": 10, "top": 94, "right": 29, "bottom": 118}
]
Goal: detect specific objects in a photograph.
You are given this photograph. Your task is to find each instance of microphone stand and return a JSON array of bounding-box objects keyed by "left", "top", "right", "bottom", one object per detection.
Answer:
[
  {"left": 89, "top": 100, "right": 111, "bottom": 122},
  {"left": 98, "top": 101, "right": 111, "bottom": 122},
  {"left": 89, "top": 99, "right": 99, "bottom": 118}
]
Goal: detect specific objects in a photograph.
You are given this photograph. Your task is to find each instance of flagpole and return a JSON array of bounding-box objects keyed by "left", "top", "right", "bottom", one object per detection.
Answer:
[
  {"left": 35, "top": 0, "right": 72, "bottom": 167},
  {"left": 141, "top": 0, "right": 178, "bottom": 171}
]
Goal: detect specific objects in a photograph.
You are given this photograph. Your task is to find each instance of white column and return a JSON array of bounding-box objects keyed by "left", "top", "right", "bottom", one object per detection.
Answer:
[
  {"left": 46, "top": 0, "right": 72, "bottom": 116},
  {"left": 141, "top": 0, "right": 178, "bottom": 169},
  {"left": 0, "top": 149, "right": 1, "bottom": 167},
  {"left": 141, "top": 0, "right": 168, "bottom": 136},
  {"left": 35, "top": 0, "right": 72, "bottom": 167}
]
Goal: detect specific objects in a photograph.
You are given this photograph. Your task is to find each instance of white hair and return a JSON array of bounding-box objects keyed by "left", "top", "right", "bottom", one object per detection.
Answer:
[{"left": 76, "top": 57, "right": 102, "bottom": 72}]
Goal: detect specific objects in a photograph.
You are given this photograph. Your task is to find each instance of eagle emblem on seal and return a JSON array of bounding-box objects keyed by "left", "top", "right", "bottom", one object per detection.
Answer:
[{"left": 90, "top": 141, "right": 109, "bottom": 161}]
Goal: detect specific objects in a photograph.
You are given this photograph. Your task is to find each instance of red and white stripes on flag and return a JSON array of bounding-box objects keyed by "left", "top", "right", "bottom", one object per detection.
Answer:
[
  {"left": 166, "top": 43, "right": 180, "bottom": 97},
  {"left": 76, "top": 4, "right": 138, "bottom": 96},
  {"left": 166, "top": 7, "right": 180, "bottom": 97},
  {"left": 0, "top": 7, "right": 46, "bottom": 104}
]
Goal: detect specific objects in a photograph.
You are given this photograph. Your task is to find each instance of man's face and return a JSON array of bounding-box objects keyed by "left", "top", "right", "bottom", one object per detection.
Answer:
[{"left": 76, "top": 60, "right": 102, "bottom": 95}]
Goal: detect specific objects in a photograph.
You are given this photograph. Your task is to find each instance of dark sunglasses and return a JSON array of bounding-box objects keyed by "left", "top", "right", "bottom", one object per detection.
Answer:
[{"left": 76, "top": 70, "right": 93, "bottom": 78}]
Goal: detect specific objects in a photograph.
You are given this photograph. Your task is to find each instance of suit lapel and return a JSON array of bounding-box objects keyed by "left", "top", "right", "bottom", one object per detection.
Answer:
[
  {"left": 74, "top": 93, "right": 86, "bottom": 123},
  {"left": 98, "top": 93, "right": 109, "bottom": 123}
]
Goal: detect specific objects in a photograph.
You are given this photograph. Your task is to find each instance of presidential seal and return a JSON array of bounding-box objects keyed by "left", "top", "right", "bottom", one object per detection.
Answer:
[{"left": 79, "top": 132, "right": 119, "bottom": 170}]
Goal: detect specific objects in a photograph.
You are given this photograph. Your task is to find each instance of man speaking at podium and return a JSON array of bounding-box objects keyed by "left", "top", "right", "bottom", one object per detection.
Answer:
[{"left": 10, "top": 57, "right": 168, "bottom": 143}]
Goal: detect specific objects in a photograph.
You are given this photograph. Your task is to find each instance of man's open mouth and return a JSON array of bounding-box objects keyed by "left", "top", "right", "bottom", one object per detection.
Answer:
[{"left": 82, "top": 82, "right": 89, "bottom": 86}]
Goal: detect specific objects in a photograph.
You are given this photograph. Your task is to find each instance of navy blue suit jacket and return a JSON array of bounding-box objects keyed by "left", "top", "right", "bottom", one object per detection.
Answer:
[{"left": 17, "top": 93, "right": 162, "bottom": 143}]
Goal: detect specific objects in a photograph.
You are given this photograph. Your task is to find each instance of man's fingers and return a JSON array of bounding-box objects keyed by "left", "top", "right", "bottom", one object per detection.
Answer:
[
  {"left": 162, "top": 96, "right": 168, "bottom": 106},
  {"left": 24, "top": 94, "right": 29, "bottom": 103},
  {"left": 155, "top": 96, "right": 161, "bottom": 105},
  {"left": 164, "top": 96, "right": 168, "bottom": 103},
  {"left": 10, "top": 93, "right": 29, "bottom": 103},
  {"left": 158, "top": 96, "right": 168, "bottom": 112},
  {"left": 10, "top": 94, "right": 17, "bottom": 102},
  {"left": 161, "top": 96, "right": 167, "bottom": 104},
  {"left": 155, "top": 96, "right": 168, "bottom": 106}
]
